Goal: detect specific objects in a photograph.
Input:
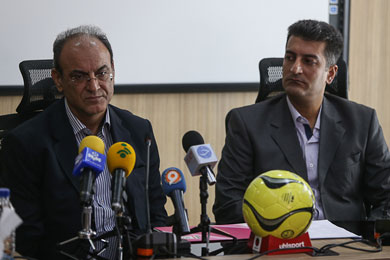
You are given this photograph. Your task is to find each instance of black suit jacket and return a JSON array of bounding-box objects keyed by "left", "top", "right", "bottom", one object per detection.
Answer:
[
  {"left": 0, "top": 99, "right": 167, "bottom": 259},
  {"left": 213, "top": 94, "right": 390, "bottom": 224}
]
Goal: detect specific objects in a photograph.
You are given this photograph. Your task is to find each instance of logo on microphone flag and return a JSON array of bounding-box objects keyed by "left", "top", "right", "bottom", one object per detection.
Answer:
[
  {"left": 117, "top": 143, "right": 132, "bottom": 158},
  {"left": 164, "top": 169, "right": 182, "bottom": 185},
  {"left": 197, "top": 145, "right": 212, "bottom": 159},
  {"left": 73, "top": 147, "right": 106, "bottom": 176}
]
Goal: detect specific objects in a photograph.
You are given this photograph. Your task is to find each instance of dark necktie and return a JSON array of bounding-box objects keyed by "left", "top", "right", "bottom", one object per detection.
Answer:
[{"left": 303, "top": 124, "right": 313, "bottom": 140}]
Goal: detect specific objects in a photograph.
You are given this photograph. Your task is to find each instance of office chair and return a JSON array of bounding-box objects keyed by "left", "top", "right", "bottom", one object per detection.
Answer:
[
  {"left": 17, "top": 59, "right": 62, "bottom": 113},
  {"left": 255, "top": 57, "right": 348, "bottom": 103},
  {"left": 0, "top": 59, "right": 62, "bottom": 141}
]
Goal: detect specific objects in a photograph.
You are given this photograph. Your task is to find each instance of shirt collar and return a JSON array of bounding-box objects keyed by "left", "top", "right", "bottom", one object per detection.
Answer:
[
  {"left": 286, "top": 96, "right": 322, "bottom": 131},
  {"left": 64, "top": 98, "right": 111, "bottom": 136}
]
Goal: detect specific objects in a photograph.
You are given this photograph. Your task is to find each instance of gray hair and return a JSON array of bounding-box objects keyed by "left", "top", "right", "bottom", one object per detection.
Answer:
[{"left": 53, "top": 25, "right": 114, "bottom": 73}]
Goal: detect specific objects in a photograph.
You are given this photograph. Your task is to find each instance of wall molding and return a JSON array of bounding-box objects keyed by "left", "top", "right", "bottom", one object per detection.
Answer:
[{"left": 0, "top": 82, "right": 259, "bottom": 96}]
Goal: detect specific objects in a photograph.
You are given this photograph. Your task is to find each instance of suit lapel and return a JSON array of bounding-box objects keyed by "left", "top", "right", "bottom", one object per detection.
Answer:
[
  {"left": 50, "top": 100, "right": 79, "bottom": 192},
  {"left": 269, "top": 97, "right": 309, "bottom": 181},
  {"left": 109, "top": 106, "right": 132, "bottom": 144},
  {"left": 318, "top": 96, "right": 345, "bottom": 186}
]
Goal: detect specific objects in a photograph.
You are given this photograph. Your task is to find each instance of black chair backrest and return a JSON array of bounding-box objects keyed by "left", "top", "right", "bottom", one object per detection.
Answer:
[
  {"left": 0, "top": 59, "right": 62, "bottom": 141},
  {"left": 255, "top": 57, "right": 348, "bottom": 103},
  {"left": 17, "top": 59, "right": 62, "bottom": 113}
]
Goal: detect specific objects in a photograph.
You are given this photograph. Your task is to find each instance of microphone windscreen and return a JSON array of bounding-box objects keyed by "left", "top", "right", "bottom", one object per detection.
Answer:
[
  {"left": 182, "top": 130, "right": 205, "bottom": 152},
  {"left": 79, "top": 135, "right": 105, "bottom": 154},
  {"left": 107, "top": 142, "right": 136, "bottom": 177},
  {"left": 161, "top": 167, "right": 186, "bottom": 195}
]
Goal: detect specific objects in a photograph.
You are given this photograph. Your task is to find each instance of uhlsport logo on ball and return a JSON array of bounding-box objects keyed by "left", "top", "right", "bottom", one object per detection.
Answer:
[{"left": 242, "top": 170, "right": 315, "bottom": 239}]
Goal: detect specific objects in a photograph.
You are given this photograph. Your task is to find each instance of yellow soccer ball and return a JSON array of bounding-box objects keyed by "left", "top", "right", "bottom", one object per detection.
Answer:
[{"left": 242, "top": 170, "right": 315, "bottom": 239}]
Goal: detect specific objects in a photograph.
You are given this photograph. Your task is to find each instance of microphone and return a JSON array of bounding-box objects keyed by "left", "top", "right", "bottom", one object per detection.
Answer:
[
  {"left": 162, "top": 167, "right": 190, "bottom": 236},
  {"left": 73, "top": 135, "right": 106, "bottom": 205},
  {"left": 107, "top": 142, "right": 136, "bottom": 214},
  {"left": 182, "top": 130, "right": 217, "bottom": 185},
  {"left": 133, "top": 138, "right": 179, "bottom": 258},
  {"left": 145, "top": 136, "right": 152, "bottom": 233}
]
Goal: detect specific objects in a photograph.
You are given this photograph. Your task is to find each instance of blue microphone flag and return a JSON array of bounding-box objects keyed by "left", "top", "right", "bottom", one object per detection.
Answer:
[
  {"left": 73, "top": 147, "right": 106, "bottom": 176},
  {"left": 161, "top": 167, "right": 186, "bottom": 195}
]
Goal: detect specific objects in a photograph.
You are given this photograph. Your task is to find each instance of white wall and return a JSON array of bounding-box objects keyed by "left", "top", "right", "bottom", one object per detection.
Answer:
[{"left": 0, "top": 0, "right": 328, "bottom": 85}]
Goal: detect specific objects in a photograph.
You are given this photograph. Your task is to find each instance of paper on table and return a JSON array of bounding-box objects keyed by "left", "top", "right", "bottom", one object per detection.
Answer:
[
  {"left": 212, "top": 221, "right": 360, "bottom": 240},
  {"left": 308, "top": 220, "right": 361, "bottom": 239},
  {"left": 155, "top": 223, "right": 251, "bottom": 243},
  {"left": 155, "top": 220, "right": 360, "bottom": 242}
]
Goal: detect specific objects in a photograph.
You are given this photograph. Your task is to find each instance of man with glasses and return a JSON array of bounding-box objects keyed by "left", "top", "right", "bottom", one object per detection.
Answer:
[{"left": 0, "top": 25, "right": 167, "bottom": 259}]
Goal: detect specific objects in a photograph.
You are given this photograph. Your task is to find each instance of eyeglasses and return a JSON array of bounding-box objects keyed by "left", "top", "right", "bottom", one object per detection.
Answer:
[{"left": 69, "top": 71, "right": 113, "bottom": 86}]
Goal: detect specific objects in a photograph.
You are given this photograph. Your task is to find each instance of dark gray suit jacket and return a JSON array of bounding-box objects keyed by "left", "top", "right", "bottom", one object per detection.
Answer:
[
  {"left": 0, "top": 99, "right": 167, "bottom": 259},
  {"left": 213, "top": 93, "right": 390, "bottom": 224}
]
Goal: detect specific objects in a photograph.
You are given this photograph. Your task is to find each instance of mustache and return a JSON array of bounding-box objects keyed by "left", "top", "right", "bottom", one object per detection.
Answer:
[{"left": 85, "top": 93, "right": 107, "bottom": 99}]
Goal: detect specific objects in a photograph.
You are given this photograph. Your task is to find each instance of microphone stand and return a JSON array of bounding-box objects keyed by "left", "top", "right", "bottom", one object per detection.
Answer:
[
  {"left": 57, "top": 197, "right": 109, "bottom": 259},
  {"left": 112, "top": 213, "right": 130, "bottom": 260},
  {"left": 110, "top": 191, "right": 135, "bottom": 260},
  {"left": 165, "top": 206, "right": 192, "bottom": 256},
  {"left": 91, "top": 210, "right": 135, "bottom": 260},
  {"left": 188, "top": 168, "right": 237, "bottom": 256}
]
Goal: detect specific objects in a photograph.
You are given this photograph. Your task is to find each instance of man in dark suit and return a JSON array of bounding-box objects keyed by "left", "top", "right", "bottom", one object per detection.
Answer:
[
  {"left": 0, "top": 25, "right": 167, "bottom": 259},
  {"left": 213, "top": 20, "right": 390, "bottom": 224}
]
